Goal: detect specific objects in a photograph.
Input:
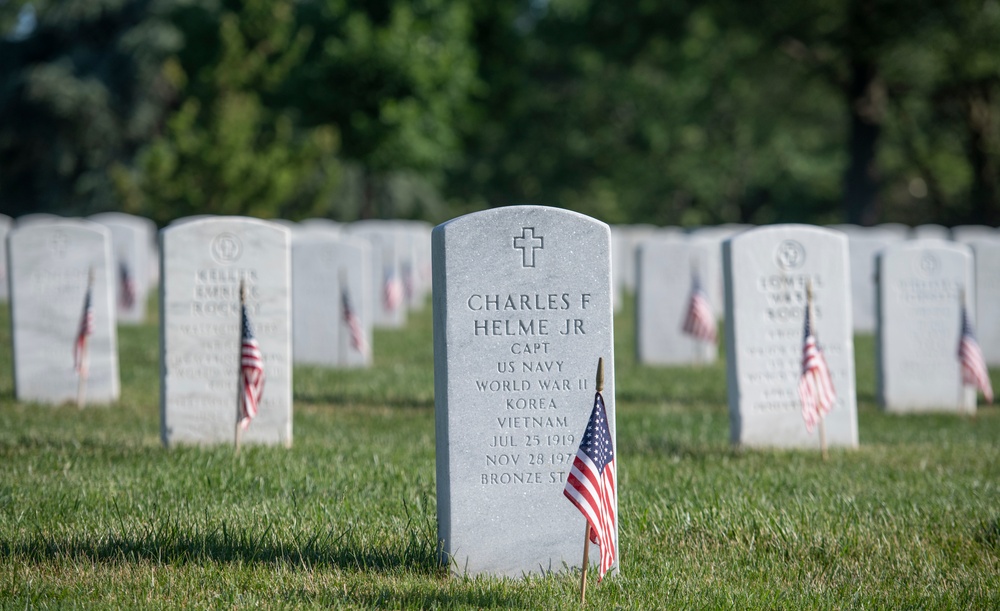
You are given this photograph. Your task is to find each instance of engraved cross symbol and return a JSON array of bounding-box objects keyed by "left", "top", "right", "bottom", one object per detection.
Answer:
[{"left": 513, "top": 227, "right": 543, "bottom": 267}]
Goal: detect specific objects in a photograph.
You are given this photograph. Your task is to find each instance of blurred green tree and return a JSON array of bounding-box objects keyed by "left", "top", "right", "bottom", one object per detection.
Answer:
[
  {"left": 447, "top": 0, "right": 847, "bottom": 226},
  {"left": 0, "top": 0, "right": 182, "bottom": 217},
  {"left": 129, "top": 0, "right": 341, "bottom": 223},
  {"left": 284, "top": 0, "right": 480, "bottom": 218},
  {"left": 449, "top": 0, "right": 1000, "bottom": 226}
]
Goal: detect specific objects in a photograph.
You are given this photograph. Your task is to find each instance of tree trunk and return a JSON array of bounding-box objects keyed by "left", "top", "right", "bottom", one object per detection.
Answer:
[
  {"left": 360, "top": 168, "right": 377, "bottom": 220},
  {"left": 842, "top": 59, "right": 881, "bottom": 226},
  {"left": 966, "top": 86, "right": 1000, "bottom": 225}
]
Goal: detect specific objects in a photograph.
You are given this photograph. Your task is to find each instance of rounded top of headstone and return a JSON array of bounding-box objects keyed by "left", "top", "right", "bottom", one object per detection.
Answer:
[
  {"left": 913, "top": 224, "right": 951, "bottom": 239},
  {"left": 881, "top": 238, "right": 971, "bottom": 255},
  {"left": 434, "top": 205, "right": 609, "bottom": 234},
  {"left": 168, "top": 214, "right": 216, "bottom": 226},
  {"left": 89, "top": 211, "right": 154, "bottom": 225},
  {"left": 14, "top": 213, "right": 64, "bottom": 227},
  {"left": 878, "top": 239, "right": 972, "bottom": 276},
  {"left": 163, "top": 215, "right": 290, "bottom": 234},
  {"left": 725, "top": 224, "right": 848, "bottom": 273},
  {"left": 688, "top": 224, "right": 751, "bottom": 239},
  {"left": 9, "top": 219, "right": 111, "bottom": 261},
  {"left": 162, "top": 217, "right": 290, "bottom": 267},
  {"left": 292, "top": 231, "right": 370, "bottom": 252},
  {"left": 964, "top": 235, "right": 1000, "bottom": 249},
  {"left": 951, "top": 225, "right": 998, "bottom": 243},
  {"left": 10, "top": 217, "right": 108, "bottom": 237},
  {"left": 726, "top": 223, "right": 847, "bottom": 243}
]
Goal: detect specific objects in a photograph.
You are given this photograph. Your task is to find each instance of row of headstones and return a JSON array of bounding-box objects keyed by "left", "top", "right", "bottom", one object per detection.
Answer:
[
  {"left": 1, "top": 212, "right": 431, "bottom": 324},
  {"left": 432, "top": 212, "right": 999, "bottom": 579},
  {"left": 5, "top": 207, "right": 614, "bottom": 580},
  {"left": 3, "top": 216, "right": 432, "bottom": 421},
  {"left": 0, "top": 212, "right": 158, "bottom": 321},
  {"left": 2, "top": 207, "right": 992, "bottom": 580},
  {"left": 614, "top": 221, "right": 1000, "bottom": 335},
  {"left": 635, "top": 225, "right": 990, "bottom": 415}
]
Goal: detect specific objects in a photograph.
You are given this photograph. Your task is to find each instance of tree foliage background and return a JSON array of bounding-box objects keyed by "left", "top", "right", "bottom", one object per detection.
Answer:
[{"left": 1, "top": 0, "right": 999, "bottom": 226}]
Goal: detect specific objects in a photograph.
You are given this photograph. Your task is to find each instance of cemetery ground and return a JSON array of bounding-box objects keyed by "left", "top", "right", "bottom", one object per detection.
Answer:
[{"left": 0, "top": 297, "right": 997, "bottom": 608}]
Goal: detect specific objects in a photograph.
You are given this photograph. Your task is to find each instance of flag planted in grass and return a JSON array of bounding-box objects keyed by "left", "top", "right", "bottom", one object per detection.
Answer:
[
  {"left": 239, "top": 300, "right": 265, "bottom": 430},
  {"left": 798, "top": 300, "right": 836, "bottom": 433},
  {"left": 564, "top": 386, "right": 618, "bottom": 581},
  {"left": 681, "top": 270, "right": 716, "bottom": 343},
  {"left": 959, "top": 304, "right": 993, "bottom": 403},
  {"left": 74, "top": 283, "right": 94, "bottom": 375},
  {"left": 341, "top": 286, "right": 368, "bottom": 355},
  {"left": 118, "top": 260, "right": 135, "bottom": 310},
  {"left": 383, "top": 266, "right": 402, "bottom": 312}
]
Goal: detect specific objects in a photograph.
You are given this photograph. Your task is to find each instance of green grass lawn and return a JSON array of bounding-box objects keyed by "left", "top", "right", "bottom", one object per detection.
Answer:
[{"left": 0, "top": 297, "right": 997, "bottom": 609}]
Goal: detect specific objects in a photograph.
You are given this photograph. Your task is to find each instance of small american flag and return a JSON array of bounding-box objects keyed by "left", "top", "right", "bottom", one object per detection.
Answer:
[
  {"left": 563, "top": 391, "right": 618, "bottom": 581},
  {"left": 681, "top": 271, "right": 716, "bottom": 343},
  {"left": 239, "top": 302, "right": 265, "bottom": 430},
  {"left": 959, "top": 305, "right": 993, "bottom": 403},
  {"left": 798, "top": 303, "right": 836, "bottom": 432},
  {"left": 341, "top": 286, "right": 368, "bottom": 355},
  {"left": 73, "top": 285, "right": 94, "bottom": 374},
  {"left": 383, "top": 266, "right": 403, "bottom": 312},
  {"left": 118, "top": 261, "right": 136, "bottom": 310}
]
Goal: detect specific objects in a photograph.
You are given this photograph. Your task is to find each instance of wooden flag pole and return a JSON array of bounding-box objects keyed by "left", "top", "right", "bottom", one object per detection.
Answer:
[
  {"left": 580, "top": 522, "right": 591, "bottom": 605},
  {"left": 818, "top": 419, "right": 828, "bottom": 462},
  {"left": 959, "top": 287, "right": 977, "bottom": 419},
  {"left": 76, "top": 351, "right": 88, "bottom": 409},
  {"left": 76, "top": 267, "right": 94, "bottom": 409},
  {"left": 234, "top": 280, "right": 246, "bottom": 453},
  {"left": 807, "top": 281, "right": 828, "bottom": 462},
  {"left": 579, "top": 357, "right": 605, "bottom": 605}
]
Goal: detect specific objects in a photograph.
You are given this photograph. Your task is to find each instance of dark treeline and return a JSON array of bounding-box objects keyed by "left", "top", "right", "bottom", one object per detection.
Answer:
[{"left": 1, "top": 0, "right": 998, "bottom": 226}]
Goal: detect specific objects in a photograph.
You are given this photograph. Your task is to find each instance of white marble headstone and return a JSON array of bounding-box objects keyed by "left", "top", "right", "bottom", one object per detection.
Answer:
[
  {"left": 433, "top": 206, "right": 617, "bottom": 578},
  {"left": 292, "top": 233, "right": 372, "bottom": 367},
  {"left": 610, "top": 224, "right": 659, "bottom": 312},
  {"left": 688, "top": 225, "right": 748, "bottom": 319},
  {"left": 968, "top": 237, "right": 1000, "bottom": 365},
  {"left": 388, "top": 220, "right": 433, "bottom": 310},
  {"left": 841, "top": 227, "right": 904, "bottom": 333},
  {"left": 636, "top": 234, "right": 718, "bottom": 365},
  {"left": 160, "top": 217, "right": 292, "bottom": 446},
  {"left": 876, "top": 240, "right": 976, "bottom": 412},
  {"left": 951, "top": 225, "right": 996, "bottom": 243},
  {"left": 14, "top": 213, "right": 63, "bottom": 227},
  {"left": 90, "top": 212, "right": 156, "bottom": 324},
  {"left": 913, "top": 224, "right": 950, "bottom": 240},
  {"left": 347, "top": 221, "right": 407, "bottom": 328},
  {"left": 8, "top": 220, "right": 120, "bottom": 404},
  {"left": 723, "top": 225, "right": 858, "bottom": 448}
]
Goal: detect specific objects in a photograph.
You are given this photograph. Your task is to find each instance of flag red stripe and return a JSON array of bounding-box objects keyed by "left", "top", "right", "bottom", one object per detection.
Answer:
[
  {"left": 682, "top": 287, "right": 716, "bottom": 343},
  {"left": 960, "top": 331, "right": 993, "bottom": 403},
  {"left": 799, "top": 311, "right": 836, "bottom": 432},
  {"left": 239, "top": 302, "right": 265, "bottom": 430}
]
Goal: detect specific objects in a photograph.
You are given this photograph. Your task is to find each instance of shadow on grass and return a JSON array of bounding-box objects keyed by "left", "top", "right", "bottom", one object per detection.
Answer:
[
  {"left": 293, "top": 390, "right": 434, "bottom": 409},
  {"left": 2, "top": 524, "right": 442, "bottom": 575},
  {"left": 976, "top": 517, "right": 1000, "bottom": 551},
  {"left": 0, "top": 434, "right": 156, "bottom": 456},
  {"left": 628, "top": 434, "right": 738, "bottom": 461}
]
